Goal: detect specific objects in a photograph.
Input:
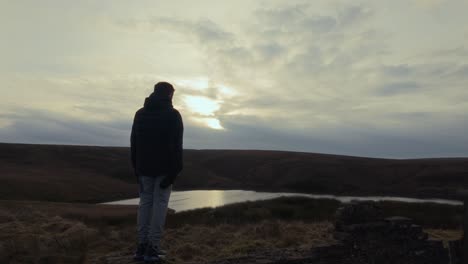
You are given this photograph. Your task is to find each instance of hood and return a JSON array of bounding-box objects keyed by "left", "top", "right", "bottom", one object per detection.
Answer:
[{"left": 143, "top": 92, "right": 173, "bottom": 111}]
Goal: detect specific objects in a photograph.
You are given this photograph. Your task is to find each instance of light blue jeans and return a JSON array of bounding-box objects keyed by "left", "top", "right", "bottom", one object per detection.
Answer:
[{"left": 137, "top": 175, "right": 172, "bottom": 247}]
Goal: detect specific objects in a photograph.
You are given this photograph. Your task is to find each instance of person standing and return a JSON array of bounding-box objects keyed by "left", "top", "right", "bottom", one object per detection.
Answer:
[{"left": 131, "top": 82, "right": 183, "bottom": 263}]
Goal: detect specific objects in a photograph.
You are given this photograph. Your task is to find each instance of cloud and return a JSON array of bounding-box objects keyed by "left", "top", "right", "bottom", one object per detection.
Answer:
[
  {"left": 381, "top": 64, "right": 412, "bottom": 77},
  {"left": 256, "top": 4, "right": 308, "bottom": 27},
  {"left": 1, "top": 102, "right": 468, "bottom": 158},
  {"left": 0, "top": 108, "right": 131, "bottom": 146},
  {"left": 185, "top": 110, "right": 468, "bottom": 158},
  {"left": 112, "top": 3, "right": 467, "bottom": 158},
  {"left": 337, "top": 4, "right": 373, "bottom": 26},
  {"left": 254, "top": 42, "right": 285, "bottom": 62},
  {"left": 1, "top": 1, "right": 468, "bottom": 158},
  {"left": 302, "top": 16, "right": 337, "bottom": 33},
  {"left": 453, "top": 64, "right": 468, "bottom": 77},
  {"left": 155, "top": 17, "right": 234, "bottom": 44},
  {"left": 376, "top": 82, "right": 421, "bottom": 96},
  {"left": 411, "top": 0, "right": 446, "bottom": 8}
]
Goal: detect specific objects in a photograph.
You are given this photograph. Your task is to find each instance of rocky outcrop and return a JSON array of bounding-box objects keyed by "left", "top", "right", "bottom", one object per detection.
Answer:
[
  {"left": 207, "top": 202, "right": 457, "bottom": 264},
  {"left": 332, "top": 202, "right": 450, "bottom": 264}
]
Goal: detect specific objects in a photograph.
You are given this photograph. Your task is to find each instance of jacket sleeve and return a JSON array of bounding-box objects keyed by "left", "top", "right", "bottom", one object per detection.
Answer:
[
  {"left": 171, "top": 110, "right": 184, "bottom": 176},
  {"left": 130, "top": 113, "right": 137, "bottom": 169}
]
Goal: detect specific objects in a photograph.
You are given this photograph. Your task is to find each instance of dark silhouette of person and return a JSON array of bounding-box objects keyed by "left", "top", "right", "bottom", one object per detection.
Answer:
[{"left": 130, "top": 82, "right": 183, "bottom": 262}]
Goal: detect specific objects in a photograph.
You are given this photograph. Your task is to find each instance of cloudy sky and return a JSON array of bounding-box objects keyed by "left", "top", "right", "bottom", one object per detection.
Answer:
[{"left": 1, "top": 0, "right": 468, "bottom": 158}]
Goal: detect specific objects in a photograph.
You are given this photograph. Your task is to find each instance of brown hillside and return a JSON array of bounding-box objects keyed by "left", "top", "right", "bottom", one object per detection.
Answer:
[{"left": 1, "top": 143, "right": 468, "bottom": 203}]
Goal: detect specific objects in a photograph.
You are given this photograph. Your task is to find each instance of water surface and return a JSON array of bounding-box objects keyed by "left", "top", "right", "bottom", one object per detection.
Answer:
[{"left": 102, "top": 190, "right": 463, "bottom": 212}]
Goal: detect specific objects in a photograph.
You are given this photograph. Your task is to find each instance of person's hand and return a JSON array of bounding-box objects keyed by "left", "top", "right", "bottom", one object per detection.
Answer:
[{"left": 160, "top": 175, "right": 174, "bottom": 189}]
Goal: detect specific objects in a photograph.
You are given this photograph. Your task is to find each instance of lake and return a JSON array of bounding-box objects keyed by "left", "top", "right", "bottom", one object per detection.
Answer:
[{"left": 102, "top": 190, "right": 463, "bottom": 212}]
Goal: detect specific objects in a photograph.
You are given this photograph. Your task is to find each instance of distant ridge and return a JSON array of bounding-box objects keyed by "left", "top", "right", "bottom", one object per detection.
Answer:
[{"left": 1, "top": 142, "right": 467, "bottom": 203}]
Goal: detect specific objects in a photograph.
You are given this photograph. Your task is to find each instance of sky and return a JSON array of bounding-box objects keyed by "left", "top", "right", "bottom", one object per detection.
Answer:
[{"left": 1, "top": 0, "right": 468, "bottom": 158}]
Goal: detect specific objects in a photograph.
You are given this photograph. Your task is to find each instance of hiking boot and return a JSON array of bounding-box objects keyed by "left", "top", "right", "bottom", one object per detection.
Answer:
[
  {"left": 133, "top": 242, "right": 147, "bottom": 261},
  {"left": 144, "top": 244, "right": 163, "bottom": 263}
]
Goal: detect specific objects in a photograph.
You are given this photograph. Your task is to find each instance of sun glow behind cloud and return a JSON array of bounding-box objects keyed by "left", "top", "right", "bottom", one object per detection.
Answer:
[
  {"left": 182, "top": 95, "right": 225, "bottom": 130},
  {"left": 174, "top": 78, "right": 238, "bottom": 130},
  {"left": 183, "top": 95, "right": 221, "bottom": 116},
  {"left": 194, "top": 117, "right": 224, "bottom": 130}
]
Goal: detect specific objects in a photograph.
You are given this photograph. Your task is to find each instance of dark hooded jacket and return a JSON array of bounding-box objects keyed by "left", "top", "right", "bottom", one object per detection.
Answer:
[{"left": 130, "top": 93, "right": 183, "bottom": 182}]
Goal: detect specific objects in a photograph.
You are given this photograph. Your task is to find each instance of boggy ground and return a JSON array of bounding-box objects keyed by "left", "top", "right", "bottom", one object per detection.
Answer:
[{"left": 0, "top": 197, "right": 463, "bottom": 264}]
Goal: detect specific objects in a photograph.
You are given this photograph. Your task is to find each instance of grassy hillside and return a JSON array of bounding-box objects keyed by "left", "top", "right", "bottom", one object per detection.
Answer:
[{"left": 1, "top": 142, "right": 468, "bottom": 203}]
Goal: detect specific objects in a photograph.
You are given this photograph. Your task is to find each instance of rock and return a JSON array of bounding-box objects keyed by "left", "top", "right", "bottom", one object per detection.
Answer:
[
  {"left": 384, "top": 216, "right": 412, "bottom": 225},
  {"left": 331, "top": 202, "right": 450, "bottom": 264},
  {"left": 334, "top": 202, "right": 384, "bottom": 231}
]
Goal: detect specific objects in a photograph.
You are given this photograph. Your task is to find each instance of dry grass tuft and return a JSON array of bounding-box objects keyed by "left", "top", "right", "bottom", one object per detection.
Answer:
[
  {"left": 162, "top": 221, "right": 335, "bottom": 263},
  {"left": 0, "top": 210, "right": 97, "bottom": 264}
]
